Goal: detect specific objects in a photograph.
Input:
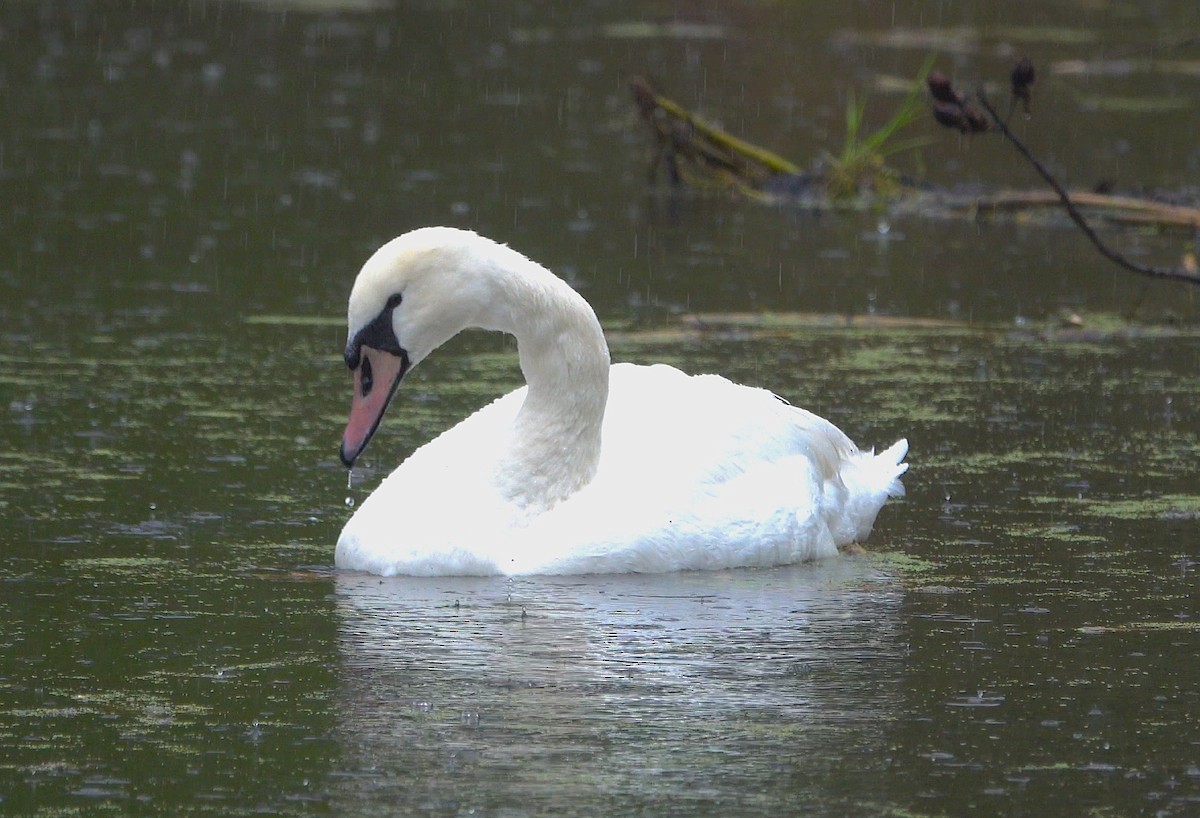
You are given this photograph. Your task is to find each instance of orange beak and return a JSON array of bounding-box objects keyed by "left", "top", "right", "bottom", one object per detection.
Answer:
[{"left": 340, "top": 346, "right": 408, "bottom": 467}]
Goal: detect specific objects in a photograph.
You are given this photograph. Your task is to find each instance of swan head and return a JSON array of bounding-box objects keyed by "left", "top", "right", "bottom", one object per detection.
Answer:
[{"left": 339, "top": 227, "right": 502, "bottom": 467}]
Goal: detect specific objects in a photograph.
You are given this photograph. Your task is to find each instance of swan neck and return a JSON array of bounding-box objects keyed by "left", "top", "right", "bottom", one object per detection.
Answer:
[{"left": 482, "top": 251, "right": 610, "bottom": 511}]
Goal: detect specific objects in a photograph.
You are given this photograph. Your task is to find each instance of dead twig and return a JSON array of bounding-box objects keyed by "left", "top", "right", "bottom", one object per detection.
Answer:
[
  {"left": 977, "top": 92, "right": 1200, "bottom": 285},
  {"left": 931, "top": 64, "right": 1200, "bottom": 287}
]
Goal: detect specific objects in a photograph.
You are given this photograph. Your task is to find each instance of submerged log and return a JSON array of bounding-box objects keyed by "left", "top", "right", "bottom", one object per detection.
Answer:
[{"left": 970, "top": 191, "right": 1200, "bottom": 231}]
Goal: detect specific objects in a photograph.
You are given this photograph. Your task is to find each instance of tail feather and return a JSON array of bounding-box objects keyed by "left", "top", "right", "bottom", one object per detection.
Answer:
[
  {"left": 878, "top": 438, "right": 909, "bottom": 498},
  {"left": 833, "top": 438, "right": 908, "bottom": 545}
]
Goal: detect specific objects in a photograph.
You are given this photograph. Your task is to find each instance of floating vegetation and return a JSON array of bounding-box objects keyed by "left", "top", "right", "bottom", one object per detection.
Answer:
[
  {"left": 602, "top": 20, "right": 727, "bottom": 41},
  {"left": 988, "top": 26, "right": 1101, "bottom": 45},
  {"left": 1066, "top": 493, "right": 1200, "bottom": 520},
  {"left": 1075, "top": 93, "right": 1194, "bottom": 114},
  {"left": 68, "top": 556, "right": 174, "bottom": 572},
  {"left": 1052, "top": 58, "right": 1200, "bottom": 78},
  {"left": 1005, "top": 522, "right": 1106, "bottom": 545},
  {"left": 867, "top": 550, "right": 942, "bottom": 577},
  {"left": 830, "top": 26, "right": 981, "bottom": 54},
  {"left": 1079, "top": 621, "right": 1200, "bottom": 634},
  {"left": 244, "top": 314, "right": 343, "bottom": 327}
]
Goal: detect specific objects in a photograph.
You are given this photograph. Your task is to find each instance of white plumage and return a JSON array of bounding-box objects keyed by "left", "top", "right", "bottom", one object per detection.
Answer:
[{"left": 335, "top": 227, "right": 907, "bottom": 576}]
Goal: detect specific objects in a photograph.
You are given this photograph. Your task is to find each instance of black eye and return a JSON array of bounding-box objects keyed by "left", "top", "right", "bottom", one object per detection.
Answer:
[
  {"left": 386, "top": 293, "right": 402, "bottom": 310},
  {"left": 360, "top": 356, "right": 374, "bottom": 397}
]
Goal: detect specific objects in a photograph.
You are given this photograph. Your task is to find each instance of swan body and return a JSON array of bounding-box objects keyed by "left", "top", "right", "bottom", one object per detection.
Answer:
[{"left": 335, "top": 227, "right": 907, "bottom": 576}]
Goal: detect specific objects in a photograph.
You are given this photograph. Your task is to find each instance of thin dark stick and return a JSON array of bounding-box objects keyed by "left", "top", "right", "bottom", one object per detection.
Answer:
[{"left": 976, "top": 91, "right": 1200, "bottom": 287}]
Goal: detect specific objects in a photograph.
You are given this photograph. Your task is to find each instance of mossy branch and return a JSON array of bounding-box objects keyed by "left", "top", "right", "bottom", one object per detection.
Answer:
[{"left": 649, "top": 93, "right": 802, "bottom": 176}]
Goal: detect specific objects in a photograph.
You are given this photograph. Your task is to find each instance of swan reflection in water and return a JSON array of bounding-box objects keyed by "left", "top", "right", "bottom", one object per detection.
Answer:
[{"left": 329, "top": 561, "right": 904, "bottom": 813}]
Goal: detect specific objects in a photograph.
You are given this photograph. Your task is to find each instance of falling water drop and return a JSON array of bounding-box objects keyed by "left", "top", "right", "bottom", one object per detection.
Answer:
[
  {"left": 345, "top": 497, "right": 355, "bottom": 508},
  {"left": 346, "top": 468, "right": 354, "bottom": 490}
]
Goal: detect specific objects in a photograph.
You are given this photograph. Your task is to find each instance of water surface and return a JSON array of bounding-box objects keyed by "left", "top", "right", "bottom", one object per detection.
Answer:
[{"left": 2, "top": 1, "right": 1199, "bottom": 815}]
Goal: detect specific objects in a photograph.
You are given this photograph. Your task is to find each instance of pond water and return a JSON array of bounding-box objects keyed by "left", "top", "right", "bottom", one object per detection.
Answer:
[{"left": 2, "top": 1, "right": 1199, "bottom": 815}]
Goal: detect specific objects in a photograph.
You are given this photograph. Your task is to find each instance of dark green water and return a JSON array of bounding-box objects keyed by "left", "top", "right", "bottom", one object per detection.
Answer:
[{"left": 2, "top": 2, "right": 1199, "bottom": 815}]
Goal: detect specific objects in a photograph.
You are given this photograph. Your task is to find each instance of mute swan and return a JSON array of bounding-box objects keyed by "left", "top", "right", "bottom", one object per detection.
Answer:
[{"left": 336, "top": 227, "right": 907, "bottom": 576}]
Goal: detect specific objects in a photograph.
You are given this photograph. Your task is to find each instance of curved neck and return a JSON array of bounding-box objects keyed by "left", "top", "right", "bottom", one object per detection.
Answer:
[{"left": 473, "top": 246, "right": 611, "bottom": 512}]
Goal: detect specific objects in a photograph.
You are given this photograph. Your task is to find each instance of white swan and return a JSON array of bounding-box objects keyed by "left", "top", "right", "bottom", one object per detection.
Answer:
[{"left": 335, "top": 227, "right": 907, "bottom": 576}]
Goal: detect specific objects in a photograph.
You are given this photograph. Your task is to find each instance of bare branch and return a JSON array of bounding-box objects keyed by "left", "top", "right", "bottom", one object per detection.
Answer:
[{"left": 974, "top": 86, "right": 1200, "bottom": 287}]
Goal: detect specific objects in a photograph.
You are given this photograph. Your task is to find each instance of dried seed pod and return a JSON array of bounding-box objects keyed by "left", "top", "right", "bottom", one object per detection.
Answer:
[
  {"left": 932, "top": 101, "right": 971, "bottom": 132},
  {"left": 1011, "top": 57, "right": 1035, "bottom": 92},
  {"left": 963, "top": 103, "right": 991, "bottom": 134},
  {"left": 927, "top": 70, "right": 961, "bottom": 104},
  {"left": 1011, "top": 57, "right": 1035, "bottom": 115}
]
